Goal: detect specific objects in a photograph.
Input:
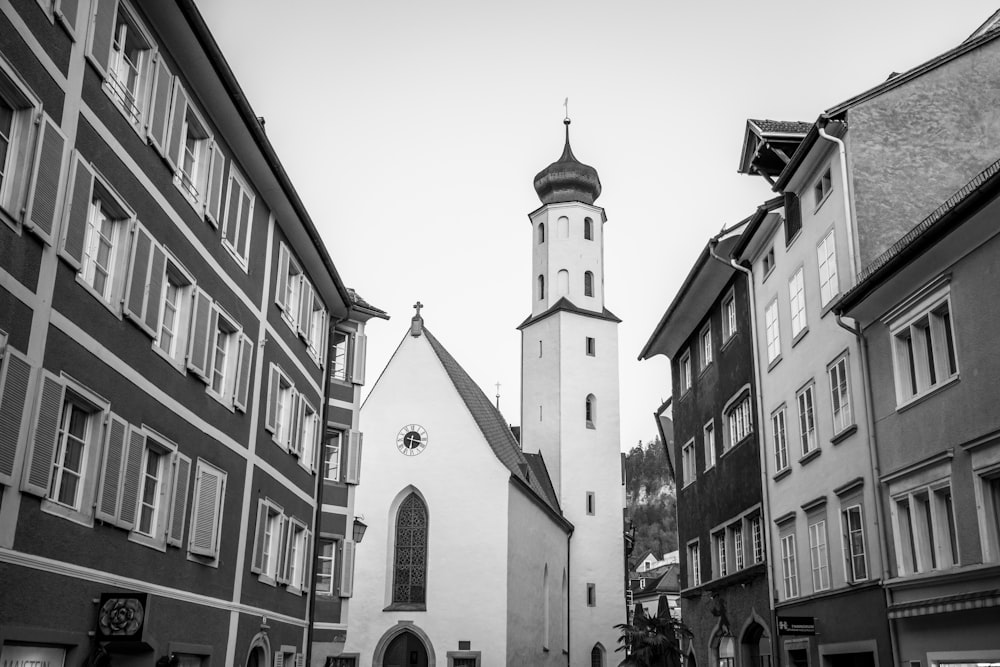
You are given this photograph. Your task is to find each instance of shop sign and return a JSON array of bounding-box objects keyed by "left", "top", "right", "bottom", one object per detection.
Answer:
[
  {"left": 96, "top": 592, "right": 149, "bottom": 642},
  {"left": 777, "top": 616, "right": 815, "bottom": 635},
  {"left": 1, "top": 645, "right": 67, "bottom": 667}
]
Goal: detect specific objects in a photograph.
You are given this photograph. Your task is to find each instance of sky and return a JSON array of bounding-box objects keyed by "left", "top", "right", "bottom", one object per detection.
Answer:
[{"left": 199, "top": 0, "right": 999, "bottom": 452}]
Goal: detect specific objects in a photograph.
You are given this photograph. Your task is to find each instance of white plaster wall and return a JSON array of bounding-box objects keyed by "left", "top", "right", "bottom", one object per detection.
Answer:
[
  {"left": 520, "top": 315, "right": 563, "bottom": 494},
  {"left": 347, "top": 330, "right": 513, "bottom": 664},
  {"left": 529, "top": 202, "right": 606, "bottom": 317}
]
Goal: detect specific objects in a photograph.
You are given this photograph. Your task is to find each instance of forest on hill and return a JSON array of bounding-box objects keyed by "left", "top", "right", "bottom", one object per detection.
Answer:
[{"left": 624, "top": 436, "right": 677, "bottom": 569}]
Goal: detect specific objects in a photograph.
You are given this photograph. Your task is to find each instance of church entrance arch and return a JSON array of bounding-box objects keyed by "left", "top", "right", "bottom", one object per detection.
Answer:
[{"left": 373, "top": 623, "right": 435, "bottom": 667}]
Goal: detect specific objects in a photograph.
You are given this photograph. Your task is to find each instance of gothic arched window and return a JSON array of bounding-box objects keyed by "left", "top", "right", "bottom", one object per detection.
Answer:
[
  {"left": 591, "top": 644, "right": 605, "bottom": 667},
  {"left": 538, "top": 275, "right": 545, "bottom": 300},
  {"left": 392, "top": 493, "right": 428, "bottom": 605},
  {"left": 586, "top": 394, "right": 596, "bottom": 429},
  {"left": 584, "top": 217, "right": 594, "bottom": 240},
  {"left": 539, "top": 222, "right": 545, "bottom": 243},
  {"left": 584, "top": 271, "right": 594, "bottom": 297}
]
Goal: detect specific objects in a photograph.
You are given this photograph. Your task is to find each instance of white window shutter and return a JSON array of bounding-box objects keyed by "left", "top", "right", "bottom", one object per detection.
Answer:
[
  {"left": 21, "top": 371, "right": 65, "bottom": 498},
  {"left": 344, "top": 430, "right": 362, "bottom": 485},
  {"left": 339, "top": 541, "right": 355, "bottom": 597},
  {"left": 275, "top": 244, "right": 290, "bottom": 312},
  {"left": 95, "top": 413, "right": 128, "bottom": 524},
  {"left": 0, "top": 349, "right": 33, "bottom": 486},
  {"left": 24, "top": 112, "right": 68, "bottom": 245},
  {"left": 296, "top": 279, "right": 312, "bottom": 339},
  {"left": 250, "top": 498, "right": 268, "bottom": 574},
  {"left": 142, "top": 243, "right": 166, "bottom": 336},
  {"left": 85, "top": 0, "right": 118, "bottom": 76},
  {"left": 59, "top": 152, "right": 95, "bottom": 270},
  {"left": 55, "top": 0, "right": 81, "bottom": 37},
  {"left": 275, "top": 515, "right": 290, "bottom": 584},
  {"left": 294, "top": 655, "right": 304, "bottom": 667},
  {"left": 164, "top": 78, "right": 189, "bottom": 171},
  {"left": 302, "top": 530, "right": 313, "bottom": 592},
  {"left": 186, "top": 287, "right": 213, "bottom": 381},
  {"left": 146, "top": 54, "right": 173, "bottom": 155},
  {"left": 117, "top": 426, "right": 145, "bottom": 530},
  {"left": 233, "top": 333, "right": 253, "bottom": 413},
  {"left": 350, "top": 333, "right": 367, "bottom": 385},
  {"left": 265, "top": 364, "right": 279, "bottom": 434},
  {"left": 289, "top": 391, "right": 303, "bottom": 454},
  {"left": 167, "top": 453, "right": 191, "bottom": 547},
  {"left": 188, "top": 460, "right": 225, "bottom": 558},
  {"left": 273, "top": 653, "right": 284, "bottom": 667},
  {"left": 123, "top": 222, "right": 156, "bottom": 336}
]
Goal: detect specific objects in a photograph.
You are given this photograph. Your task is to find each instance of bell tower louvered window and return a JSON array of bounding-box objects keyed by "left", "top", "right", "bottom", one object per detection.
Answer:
[{"left": 392, "top": 493, "right": 428, "bottom": 605}]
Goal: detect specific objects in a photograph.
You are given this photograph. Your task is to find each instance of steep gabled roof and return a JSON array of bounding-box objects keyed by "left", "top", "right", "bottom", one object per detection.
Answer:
[{"left": 422, "top": 327, "right": 562, "bottom": 516}]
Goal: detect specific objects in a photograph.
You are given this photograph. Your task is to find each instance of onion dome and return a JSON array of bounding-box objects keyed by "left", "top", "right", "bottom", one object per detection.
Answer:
[{"left": 533, "top": 119, "right": 601, "bottom": 205}]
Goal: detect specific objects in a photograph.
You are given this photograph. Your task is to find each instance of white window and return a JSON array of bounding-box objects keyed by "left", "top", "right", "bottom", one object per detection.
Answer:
[
  {"left": 0, "top": 64, "right": 42, "bottom": 223},
  {"left": 687, "top": 541, "right": 701, "bottom": 587},
  {"left": 796, "top": 384, "right": 817, "bottom": 457},
  {"left": 254, "top": 499, "right": 284, "bottom": 583},
  {"left": 222, "top": 166, "right": 254, "bottom": 266},
  {"left": 841, "top": 504, "right": 868, "bottom": 582},
  {"left": 714, "top": 531, "right": 727, "bottom": 578},
  {"left": 893, "top": 483, "right": 958, "bottom": 575},
  {"left": 316, "top": 538, "right": 337, "bottom": 595},
  {"left": 49, "top": 399, "right": 96, "bottom": 510},
  {"left": 298, "top": 397, "right": 319, "bottom": 468},
  {"left": 732, "top": 522, "right": 745, "bottom": 571},
  {"left": 789, "top": 268, "right": 806, "bottom": 338},
  {"left": 700, "top": 324, "right": 712, "bottom": 369},
  {"left": 176, "top": 106, "right": 212, "bottom": 207},
  {"left": 722, "top": 291, "right": 737, "bottom": 341},
  {"left": 726, "top": 394, "right": 752, "bottom": 450},
  {"left": 681, "top": 439, "right": 696, "bottom": 487},
  {"left": 272, "top": 369, "right": 295, "bottom": 447},
  {"left": 81, "top": 185, "right": 132, "bottom": 307},
  {"left": 890, "top": 291, "right": 958, "bottom": 405},
  {"left": 828, "top": 355, "right": 853, "bottom": 434},
  {"left": 128, "top": 433, "right": 184, "bottom": 551},
  {"left": 106, "top": 4, "right": 153, "bottom": 128},
  {"left": 330, "top": 330, "right": 350, "bottom": 382},
  {"left": 135, "top": 445, "right": 166, "bottom": 537},
  {"left": 680, "top": 351, "right": 692, "bottom": 392},
  {"left": 772, "top": 406, "right": 789, "bottom": 472},
  {"left": 780, "top": 533, "right": 799, "bottom": 599},
  {"left": 286, "top": 519, "right": 310, "bottom": 591},
  {"left": 188, "top": 458, "right": 226, "bottom": 562},
  {"left": 154, "top": 260, "right": 194, "bottom": 369},
  {"left": 703, "top": 420, "right": 715, "bottom": 470},
  {"left": 764, "top": 298, "right": 780, "bottom": 364},
  {"left": 750, "top": 515, "right": 764, "bottom": 563},
  {"left": 808, "top": 520, "right": 830, "bottom": 592},
  {"left": 307, "top": 293, "right": 327, "bottom": 363},
  {"left": 208, "top": 309, "right": 240, "bottom": 403},
  {"left": 323, "top": 432, "right": 342, "bottom": 482},
  {"left": 761, "top": 246, "right": 775, "bottom": 277},
  {"left": 813, "top": 168, "right": 832, "bottom": 208},
  {"left": 817, "top": 230, "right": 839, "bottom": 306},
  {"left": 976, "top": 469, "right": 1000, "bottom": 562}
]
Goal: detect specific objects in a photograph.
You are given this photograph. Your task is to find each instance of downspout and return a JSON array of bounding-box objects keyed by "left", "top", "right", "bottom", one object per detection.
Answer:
[
  {"left": 566, "top": 530, "right": 571, "bottom": 667},
  {"left": 835, "top": 313, "right": 900, "bottom": 667},
  {"left": 707, "top": 241, "right": 778, "bottom": 653},
  {"left": 817, "top": 122, "right": 859, "bottom": 280}
]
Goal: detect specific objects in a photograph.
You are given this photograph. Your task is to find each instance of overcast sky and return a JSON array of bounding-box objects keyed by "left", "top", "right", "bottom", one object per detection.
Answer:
[{"left": 199, "top": 0, "right": 998, "bottom": 452}]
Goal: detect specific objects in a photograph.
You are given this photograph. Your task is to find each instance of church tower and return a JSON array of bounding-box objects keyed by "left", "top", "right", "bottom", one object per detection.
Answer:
[{"left": 519, "top": 118, "right": 625, "bottom": 665}]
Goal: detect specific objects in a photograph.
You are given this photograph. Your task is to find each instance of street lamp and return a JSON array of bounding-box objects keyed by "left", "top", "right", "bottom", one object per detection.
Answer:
[{"left": 352, "top": 516, "right": 368, "bottom": 543}]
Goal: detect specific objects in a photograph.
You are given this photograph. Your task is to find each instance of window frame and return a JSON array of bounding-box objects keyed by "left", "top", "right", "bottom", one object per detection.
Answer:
[
  {"left": 679, "top": 350, "right": 692, "bottom": 393},
  {"left": 891, "top": 480, "right": 958, "bottom": 576},
  {"left": 104, "top": 1, "right": 156, "bottom": 134},
  {"left": 761, "top": 246, "right": 775, "bottom": 279},
  {"left": 788, "top": 266, "right": 807, "bottom": 340},
  {"left": 813, "top": 168, "right": 833, "bottom": 210},
  {"left": 77, "top": 175, "right": 135, "bottom": 314},
  {"left": 807, "top": 519, "right": 830, "bottom": 593},
  {"left": 681, "top": 438, "right": 696, "bottom": 488},
  {"left": 152, "top": 253, "right": 195, "bottom": 373},
  {"left": 0, "top": 55, "right": 43, "bottom": 228},
  {"left": 780, "top": 532, "right": 799, "bottom": 600},
  {"left": 714, "top": 529, "right": 727, "bottom": 579},
  {"left": 206, "top": 305, "right": 241, "bottom": 408},
  {"left": 886, "top": 282, "right": 959, "bottom": 407},
  {"left": 721, "top": 289, "right": 737, "bottom": 342},
  {"left": 221, "top": 165, "right": 254, "bottom": 268},
  {"left": 255, "top": 497, "right": 285, "bottom": 585},
  {"left": 583, "top": 270, "right": 594, "bottom": 298},
  {"left": 764, "top": 297, "right": 780, "bottom": 365},
  {"left": 174, "top": 101, "right": 214, "bottom": 212},
  {"left": 841, "top": 503, "right": 868, "bottom": 582},
  {"left": 586, "top": 336, "right": 596, "bottom": 357},
  {"left": 817, "top": 229, "right": 839, "bottom": 307},
  {"left": 585, "top": 393, "right": 596, "bottom": 429},
  {"left": 686, "top": 539, "right": 701, "bottom": 587},
  {"left": 796, "top": 383, "right": 817, "bottom": 458},
  {"left": 323, "top": 431, "right": 343, "bottom": 482},
  {"left": 315, "top": 536, "right": 338, "bottom": 596},
  {"left": 700, "top": 324, "right": 712, "bottom": 370},
  {"left": 771, "top": 405, "right": 789, "bottom": 474},
  {"left": 723, "top": 388, "right": 753, "bottom": 452},
  {"left": 828, "top": 353, "right": 853, "bottom": 435},
  {"left": 703, "top": 419, "right": 716, "bottom": 471}
]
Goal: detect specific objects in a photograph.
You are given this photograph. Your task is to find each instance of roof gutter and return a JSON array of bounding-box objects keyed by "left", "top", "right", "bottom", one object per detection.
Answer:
[{"left": 175, "top": 0, "right": 353, "bottom": 313}]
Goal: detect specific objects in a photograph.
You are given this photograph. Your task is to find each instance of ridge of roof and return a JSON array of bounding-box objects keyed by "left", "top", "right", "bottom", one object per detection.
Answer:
[
  {"left": 421, "top": 327, "right": 561, "bottom": 515},
  {"left": 748, "top": 119, "right": 813, "bottom": 135},
  {"left": 517, "top": 297, "right": 622, "bottom": 330}
]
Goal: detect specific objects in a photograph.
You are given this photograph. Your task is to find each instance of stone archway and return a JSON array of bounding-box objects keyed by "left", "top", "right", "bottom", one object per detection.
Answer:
[{"left": 372, "top": 622, "right": 435, "bottom": 667}]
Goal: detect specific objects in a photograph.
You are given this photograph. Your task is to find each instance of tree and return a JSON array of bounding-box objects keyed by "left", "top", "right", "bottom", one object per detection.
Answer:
[{"left": 615, "top": 596, "right": 691, "bottom": 667}]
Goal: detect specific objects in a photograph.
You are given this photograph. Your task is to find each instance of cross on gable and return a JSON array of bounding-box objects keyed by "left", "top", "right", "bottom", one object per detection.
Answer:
[{"left": 413, "top": 301, "right": 423, "bottom": 318}]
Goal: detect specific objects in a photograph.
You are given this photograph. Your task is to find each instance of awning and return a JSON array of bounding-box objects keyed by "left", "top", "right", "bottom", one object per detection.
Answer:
[{"left": 888, "top": 588, "right": 1000, "bottom": 619}]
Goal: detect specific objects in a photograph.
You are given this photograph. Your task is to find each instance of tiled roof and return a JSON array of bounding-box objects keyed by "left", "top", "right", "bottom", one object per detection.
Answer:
[
  {"left": 347, "top": 288, "right": 389, "bottom": 318},
  {"left": 748, "top": 119, "right": 812, "bottom": 135},
  {"left": 422, "top": 327, "right": 561, "bottom": 514},
  {"left": 523, "top": 452, "right": 560, "bottom": 512}
]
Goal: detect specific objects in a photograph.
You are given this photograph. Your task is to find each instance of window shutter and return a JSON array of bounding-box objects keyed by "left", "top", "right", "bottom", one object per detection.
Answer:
[
  {"left": 233, "top": 333, "right": 253, "bottom": 413},
  {"left": 275, "top": 515, "right": 290, "bottom": 584},
  {"left": 205, "top": 141, "right": 225, "bottom": 226},
  {"left": 21, "top": 371, "right": 65, "bottom": 498},
  {"left": 95, "top": 413, "right": 128, "bottom": 524},
  {"left": 784, "top": 192, "right": 802, "bottom": 246},
  {"left": 55, "top": 0, "right": 81, "bottom": 37},
  {"left": 339, "top": 541, "right": 355, "bottom": 597},
  {"left": 186, "top": 287, "right": 213, "bottom": 380},
  {"left": 273, "top": 654, "right": 284, "bottom": 667},
  {"left": 0, "top": 349, "right": 32, "bottom": 485},
  {"left": 294, "top": 654, "right": 305, "bottom": 667},
  {"left": 117, "top": 426, "right": 145, "bottom": 529},
  {"left": 123, "top": 222, "right": 154, "bottom": 333},
  {"left": 164, "top": 78, "right": 189, "bottom": 171},
  {"left": 275, "top": 244, "right": 290, "bottom": 312},
  {"left": 288, "top": 392, "right": 302, "bottom": 454},
  {"left": 302, "top": 530, "right": 313, "bottom": 592},
  {"left": 350, "top": 333, "right": 367, "bottom": 385},
  {"left": 146, "top": 55, "right": 173, "bottom": 155},
  {"left": 265, "top": 364, "right": 280, "bottom": 434},
  {"left": 188, "top": 460, "right": 225, "bottom": 557},
  {"left": 250, "top": 498, "right": 268, "bottom": 574},
  {"left": 59, "top": 152, "right": 95, "bottom": 270},
  {"left": 142, "top": 244, "right": 166, "bottom": 336},
  {"left": 24, "top": 112, "right": 68, "bottom": 245},
  {"left": 297, "top": 279, "right": 312, "bottom": 339},
  {"left": 344, "top": 430, "right": 362, "bottom": 485},
  {"left": 86, "top": 0, "right": 118, "bottom": 76},
  {"left": 167, "top": 452, "right": 191, "bottom": 547}
]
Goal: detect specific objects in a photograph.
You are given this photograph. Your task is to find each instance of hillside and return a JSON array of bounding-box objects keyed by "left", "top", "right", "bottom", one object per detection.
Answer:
[{"left": 624, "top": 437, "right": 677, "bottom": 568}]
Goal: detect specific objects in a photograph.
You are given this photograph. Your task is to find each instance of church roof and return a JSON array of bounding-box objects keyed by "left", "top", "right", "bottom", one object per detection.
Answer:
[
  {"left": 523, "top": 452, "right": 560, "bottom": 512},
  {"left": 517, "top": 297, "right": 622, "bottom": 330},
  {"left": 422, "top": 327, "right": 561, "bottom": 515}
]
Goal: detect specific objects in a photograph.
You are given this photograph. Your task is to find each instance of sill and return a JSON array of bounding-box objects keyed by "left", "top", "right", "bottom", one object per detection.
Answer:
[
  {"left": 1, "top": 203, "right": 21, "bottom": 233},
  {"left": 704, "top": 463, "right": 715, "bottom": 473},
  {"left": 785, "top": 229, "right": 801, "bottom": 249},
  {"left": 40, "top": 499, "right": 95, "bottom": 528},
  {"left": 205, "top": 386, "right": 236, "bottom": 412},
  {"left": 773, "top": 467, "right": 792, "bottom": 482},
  {"left": 586, "top": 423, "right": 596, "bottom": 430},
  {"left": 681, "top": 478, "right": 696, "bottom": 490},
  {"left": 74, "top": 273, "right": 124, "bottom": 320},
  {"left": 151, "top": 342, "right": 188, "bottom": 376},
  {"left": 286, "top": 585, "right": 303, "bottom": 597},
  {"left": 186, "top": 551, "right": 220, "bottom": 568},
  {"left": 820, "top": 297, "right": 840, "bottom": 319},
  {"left": 128, "top": 531, "right": 168, "bottom": 553},
  {"left": 699, "top": 362, "right": 713, "bottom": 377},
  {"left": 383, "top": 602, "right": 426, "bottom": 612},
  {"left": 258, "top": 574, "right": 278, "bottom": 587},
  {"left": 174, "top": 176, "right": 206, "bottom": 217},
  {"left": 679, "top": 387, "right": 692, "bottom": 401},
  {"left": 814, "top": 190, "right": 833, "bottom": 213},
  {"left": 721, "top": 433, "right": 753, "bottom": 458},
  {"left": 799, "top": 447, "right": 821, "bottom": 466},
  {"left": 896, "top": 374, "right": 960, "bottom": 413},
  {"left": 830, "top": 424, "right": 858, "bottom": 445},
  {"left": 791, "top": 327, "right": 809, "bottom": 348},
  {"left": 221, "top": 240, "right": 250, "bottom": 273},
  {"left": 767, "top": 355, "right": 782, "bottom": 372},
  {"left": 720, "top": 332, "right": 738, "bottom": 351},
  {"left": 762, "top": 266, "right": 775, "bottom": 285},
  {"left": 103, "top": 83, "right": 146, "bottom": 140}
]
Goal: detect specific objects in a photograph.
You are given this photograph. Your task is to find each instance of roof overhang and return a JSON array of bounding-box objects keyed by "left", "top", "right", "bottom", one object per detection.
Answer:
[
  {"left": 738, "top": 120, "right": 811, "bottom": 181},
  {"left": 731, "top": 196, "right": 784, "bottom": 261},
  {"left": 654, "top": 399, "right": 674, "bottom": 482},
  {"left": 773, "top": 119, "right": 846, "bottom": 192}
]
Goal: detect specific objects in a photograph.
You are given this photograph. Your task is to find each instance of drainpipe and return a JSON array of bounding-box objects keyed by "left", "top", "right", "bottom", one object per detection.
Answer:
[
  {"left": 817, "top": 123, "right": 859, "bottom": 280},
  {"left": 707, "top": 241, "right": 778, "bottom": 659},
  {"left": 835, "top": 313, "right": 900, "bottom": 667}
]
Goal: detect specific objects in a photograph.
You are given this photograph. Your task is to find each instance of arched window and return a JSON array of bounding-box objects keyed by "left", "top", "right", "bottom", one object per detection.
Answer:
[
  {"left": 584, "top": 217, "right": 594, "bottom": 240},
  {"left": 392, "top": 493, "right": 428, "bottom": 605},
  {"left": 718, "top": 635, "right": 735, "bottom": 667},
  {"left": 557, "top": 269, "right": 569, "bottom": 296},
  {"left": 586, "top": 394, "right": 596, "bottom": 428},
  {"left": 584, "top": 271, "right": 594, "bottom": 297},
  {"left": 591, "top": 644, "right": 605, "bottom": 667},
  {"left": 538, "top": 222, "right": 545, "bottom": 243},
  {"left": 538, "top": 275, "right": 545, "bottom": 300},
  {"left": 558, "top": 216, "right": 569, "bottom": 239}
]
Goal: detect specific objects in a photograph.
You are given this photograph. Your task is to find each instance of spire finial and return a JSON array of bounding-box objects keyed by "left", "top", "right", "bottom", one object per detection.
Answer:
[
  {"left": 410, "top": 300, "right": 424, "bottom": 337},
  {"left": 563, "top": 97, "right": 570, "bottom": 124},
  {"left": 495, "top": 381, "right": 501, "bottom": 409}
]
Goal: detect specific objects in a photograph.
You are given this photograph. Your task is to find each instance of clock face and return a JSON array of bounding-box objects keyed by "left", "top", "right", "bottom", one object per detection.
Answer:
[{"left": 397, "top": 424, "right": 428, "bottom": 456}]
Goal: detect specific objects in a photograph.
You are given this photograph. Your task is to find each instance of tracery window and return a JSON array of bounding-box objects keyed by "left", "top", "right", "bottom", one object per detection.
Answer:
[{"left": 392, "top": 493, "right": 428, "bottom": 605}]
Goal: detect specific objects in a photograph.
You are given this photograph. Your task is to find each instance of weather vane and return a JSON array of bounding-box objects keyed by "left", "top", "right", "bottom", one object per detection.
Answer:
[{"left": 563, "top": 97, "right": 570, "bottom": 123}]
